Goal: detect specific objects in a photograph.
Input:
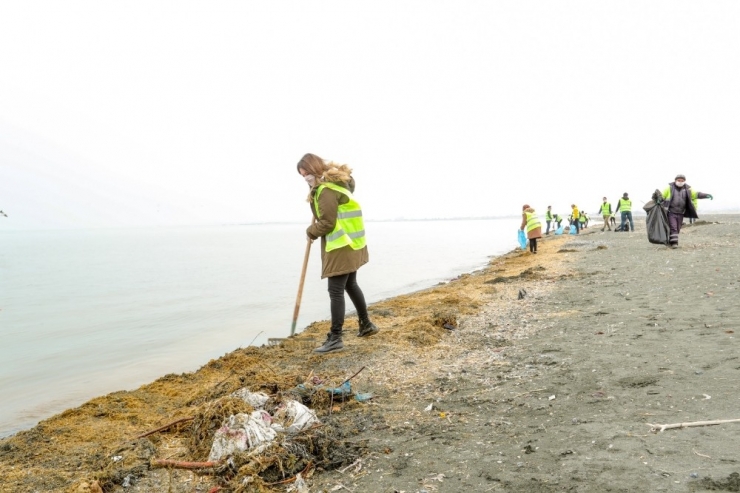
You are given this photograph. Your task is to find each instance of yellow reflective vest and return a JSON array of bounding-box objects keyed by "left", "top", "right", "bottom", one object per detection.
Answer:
[
  {"left": 618, "top": 198, "right": 631, "bottom": 212},
  {"left": 525, "top": 212, "right": 541, "bottom": 233},
  {"left": 313, "top": 183, "right": 367, "bottom": 252}
]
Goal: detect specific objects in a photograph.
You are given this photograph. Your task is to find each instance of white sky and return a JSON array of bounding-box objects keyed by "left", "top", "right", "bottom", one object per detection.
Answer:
[{"left": 1, "top": 1, "right": 739, "bottom": 230}]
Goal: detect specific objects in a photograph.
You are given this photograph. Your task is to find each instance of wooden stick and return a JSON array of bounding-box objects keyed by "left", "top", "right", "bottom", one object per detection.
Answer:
[
  {"left": 693, "top": 449, "right": 712, "bottom": 459},
  {"left": 340, "top": 366, "right": 367, "bottom": 387},
  {"left": 151, "top": 458, "right": 220, "bottom": 469},
  {"left": 136, "top": 416, "right": 194, "bottom": 439},
  {"left": 647, "top": 418, "right": 740, "bottom": 433},
  {"left": 291, "top": 219, "right": 315, "bottom": 336}
]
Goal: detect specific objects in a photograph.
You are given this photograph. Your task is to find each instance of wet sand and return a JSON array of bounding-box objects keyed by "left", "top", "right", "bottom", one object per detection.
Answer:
[{"left": 1, "top": 214, "right": 739, "bottom": 492}]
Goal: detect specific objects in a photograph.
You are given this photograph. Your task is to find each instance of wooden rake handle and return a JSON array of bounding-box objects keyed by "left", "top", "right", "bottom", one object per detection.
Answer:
[{"left": 290, "top": 219, "right": 315, "bottom": 336}]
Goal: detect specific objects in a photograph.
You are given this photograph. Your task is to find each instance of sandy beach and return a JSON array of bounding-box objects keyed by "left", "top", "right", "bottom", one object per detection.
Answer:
[{"left": 1, "top": 213, "right": 739, "bottom": 493}]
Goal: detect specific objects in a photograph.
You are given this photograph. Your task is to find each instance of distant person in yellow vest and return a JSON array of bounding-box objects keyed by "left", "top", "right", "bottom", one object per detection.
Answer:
[
  {"left": 615, "top": 192, "right": 634, "bottom": 232},
  {"left": 520, "top": 204, "right": 542, "bottom": 253},
  {"left": 656, "top": 174, "right": 713, "bottom": 249},
  {"left": 597, "top": 197, "right": 613, "bottom": 231},
  {"left": 552, "top": 213, "right": 563, "bottom": 229},
  {"left": 545, "top": 206, "right": 553, "bottom": 235},
  {"left": 570, "top": 204, "right": 580, "bottom": 234},
  {"left": 298, "top": 153, "right": 379, "bottom": 353}
]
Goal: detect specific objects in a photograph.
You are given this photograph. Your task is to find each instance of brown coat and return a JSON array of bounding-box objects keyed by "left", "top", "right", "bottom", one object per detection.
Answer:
[
  {"left": 520, "top": 208, "right": 542, "bottom": 240},
  {"left": 306, "top": 181, "right": 369, "bottom": 279}
]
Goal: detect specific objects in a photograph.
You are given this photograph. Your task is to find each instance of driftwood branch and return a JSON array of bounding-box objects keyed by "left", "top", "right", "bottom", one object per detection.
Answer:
[
  {"left": 647, "top": 418, "right": 740, "bottom": 433},
  {"left": 136, "top": 416, "right": 194, "bottom": 439},
  {"left": 340, "top": 366, "right": 367, "bottom": 387},
  {"left": 151, "top": 458, "right": 221, "bottom": 469}
]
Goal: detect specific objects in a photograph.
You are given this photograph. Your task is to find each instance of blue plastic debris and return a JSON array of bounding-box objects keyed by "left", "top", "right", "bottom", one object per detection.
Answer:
[
  {"left": 354, "top": 392, "right": 374, "bottom": 402},
  {"left": 326, "top": 381, "right": 351, "bottom": 396}
]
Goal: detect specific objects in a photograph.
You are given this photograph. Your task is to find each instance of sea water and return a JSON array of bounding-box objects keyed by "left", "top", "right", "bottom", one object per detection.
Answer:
[{"left": 0, "top": 218, "right": 520, "bottom": 437}]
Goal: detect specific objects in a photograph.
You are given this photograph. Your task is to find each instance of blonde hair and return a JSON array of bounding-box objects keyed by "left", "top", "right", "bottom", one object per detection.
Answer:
[{"left": 296, "top": 153, "right": 353, "bottom": 183}]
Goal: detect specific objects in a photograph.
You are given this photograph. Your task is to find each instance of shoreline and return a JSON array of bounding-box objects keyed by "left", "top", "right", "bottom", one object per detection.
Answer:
[{"left": 1, "top": 214, "right": 739, "bottom": 492}]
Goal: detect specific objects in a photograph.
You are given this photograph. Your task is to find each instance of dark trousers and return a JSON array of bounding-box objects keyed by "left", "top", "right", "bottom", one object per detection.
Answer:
[
  {"left": 572, "top": 219, "right": 580, "bottom": 234},
  {"left": 668, "top": 212, "right": 684, "bottom": 245},
  {"left": 545, "top": 221, "right": 551, "bottom": 235},
  {"left": 328, "top": 271, "right": 368, "bottom": 334},
  {"left": 620, "top": 211, "right": 634, "bottom": 232},
  {"left": 529, "top": 237, "right": 538, "bottom": 253}
]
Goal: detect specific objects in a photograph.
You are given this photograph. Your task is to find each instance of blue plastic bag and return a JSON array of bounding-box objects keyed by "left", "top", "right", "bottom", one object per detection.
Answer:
[
  {"left": 569, "top": 225, "right": 577, "bottom": 235},
  {"left": 517, "top": 229, "right": 527, "bottom": 250},
  {"left": 555, "top": 225, "right": 564, "bottom": 235}
]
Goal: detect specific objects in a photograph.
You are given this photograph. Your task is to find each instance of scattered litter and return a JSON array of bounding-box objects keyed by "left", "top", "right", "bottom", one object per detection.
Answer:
[
  {"left": 548, "top": 395, "right": 556, "bottom": 401},
  {"left": 208, "top": 411, "right": 277, "bottom": 461},
  {"left": 326, "top": 381, "right": 352, "bottom": 396},
  {"left": 424, "top": 403, "right": 434, "bottom": 412},
  {"left": 112, "top": 455, "right": 123, "bottom": 462},
  {"left": 230, "top": 389, "right": 270, "bottom": 408},
  {"left": 287, "top": 472, "right": 309, "bottom": 493},
  {"left": 703, "top": 394, "right": 711, "bottom": 400},
  {"left": 354, "top": 392, "right": 374, "bottom": 402},
  {"left": 442, "top": 322, "right": 456, "bottom": 330},
  {"left": 272, "top": 400, "right": 319, "bottom": 433}
]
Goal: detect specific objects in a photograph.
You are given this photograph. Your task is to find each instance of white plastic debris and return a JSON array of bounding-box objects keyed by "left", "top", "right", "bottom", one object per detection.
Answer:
[
  {"left": 230, "top": 388, "right": 270, "bottom": 408},
  {"left": 548, "top": 395, "right": 556, "bottom": 401},
  {"left": 287, "top": 472, "right": 309, "bottom": 493},
  {"left": 271, "top": 400, "right": 319, "bottom": 433},
  {"left": 424, "top": 403, "right": 434, "bottom": 412},
  {"left": 208, "top": 410, "right": 277, "bottom": 461}
]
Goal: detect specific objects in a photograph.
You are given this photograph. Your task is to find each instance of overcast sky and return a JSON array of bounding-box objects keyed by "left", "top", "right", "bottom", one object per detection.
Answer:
[{"left": 1, "top": 1, "right": 738, "bottom": 230}]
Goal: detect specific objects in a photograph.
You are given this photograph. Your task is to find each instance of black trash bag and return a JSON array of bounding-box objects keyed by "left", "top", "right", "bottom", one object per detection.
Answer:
[{"left": 644, "top": 190, "right": 670, "bottom": 245}]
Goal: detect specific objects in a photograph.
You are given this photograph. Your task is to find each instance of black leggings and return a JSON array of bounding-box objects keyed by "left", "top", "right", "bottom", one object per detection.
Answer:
[
  {"left": 529, "top": 238, "right": 537, "bottom": 253},
  {"left": 328, "top": 271, "right": 368, "bottom": 334}
]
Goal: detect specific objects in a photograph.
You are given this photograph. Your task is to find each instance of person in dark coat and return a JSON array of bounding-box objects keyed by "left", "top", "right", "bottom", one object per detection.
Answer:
[
  {"left": 298, "top": 153, "right": 379, "bottom": 353},
  {"left": 656, "top": 174, "right": 713, "bottom": 249}
]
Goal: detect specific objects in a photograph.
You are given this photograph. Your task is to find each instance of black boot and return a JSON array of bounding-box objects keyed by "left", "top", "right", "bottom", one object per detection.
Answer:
[
  {"left": 314, "top": 332, "right": 344, "bottom": 353},
  {"left": 357, "top": 318, "right": 379, "bottom": 337}
]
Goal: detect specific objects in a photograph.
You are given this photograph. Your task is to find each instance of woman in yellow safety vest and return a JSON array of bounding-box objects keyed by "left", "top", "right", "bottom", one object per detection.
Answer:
[
  {"left": 297, "top": 153, "right": 379, "bottom": 354},
  {"left": 520, "top": 204, "right": 542, "bottom": 254}
]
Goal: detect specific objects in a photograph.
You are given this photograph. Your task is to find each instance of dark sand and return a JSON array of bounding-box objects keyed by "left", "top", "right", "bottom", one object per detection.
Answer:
[{"left": 1, "top": 214, "right": 739, "bottom": 492}]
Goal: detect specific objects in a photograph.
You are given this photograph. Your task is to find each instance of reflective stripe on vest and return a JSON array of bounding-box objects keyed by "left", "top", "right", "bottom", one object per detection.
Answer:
[
  {"left": 525, "top": 212, "right": 541, "bottom": 233},
  {"left": 314, "top": 183, "right": 367, "bottom": 252},
  {"left": 619, "top": 198, "right": 632, "bottom": 212},
  {"left": 601, "top": 203, "right": 610, "bottom": 215}
]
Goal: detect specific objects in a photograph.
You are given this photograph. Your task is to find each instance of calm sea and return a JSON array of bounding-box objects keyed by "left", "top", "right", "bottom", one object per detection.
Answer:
[{"left": 0, "top": 218, "right": 520, "bottom": 437}]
